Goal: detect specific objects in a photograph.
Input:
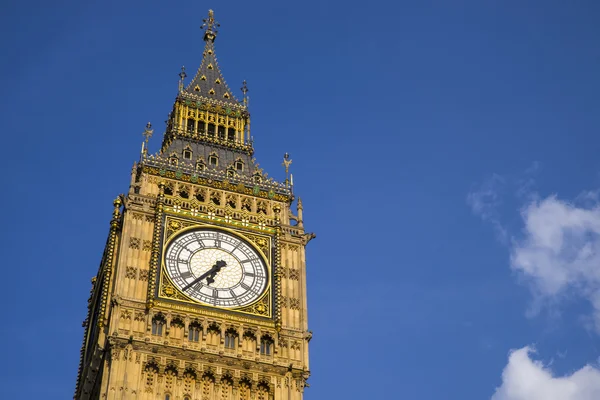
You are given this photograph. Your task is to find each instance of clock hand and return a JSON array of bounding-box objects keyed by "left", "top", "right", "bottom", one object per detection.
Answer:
[
  {"left": 205, "top": 260, "right": 227, "bottom": 285},
  {"left": 182, "top": 260, "right": 227, "bottom": 291}
]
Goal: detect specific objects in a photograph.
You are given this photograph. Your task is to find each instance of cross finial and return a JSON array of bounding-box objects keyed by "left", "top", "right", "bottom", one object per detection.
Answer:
[
  {"left": 201, "top": 9, "right": 220, "bottom": 42},
  {"left": 178, "top": 66, "right": 187, "bottom": 92},
  {"left": 241, "top": 80, "right": 249, "bottom": 106}
]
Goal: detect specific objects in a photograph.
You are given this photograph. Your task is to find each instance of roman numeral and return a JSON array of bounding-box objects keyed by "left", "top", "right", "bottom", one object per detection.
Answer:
[{"left": 180, "top": 271, "right": 192, "bottom": 280}]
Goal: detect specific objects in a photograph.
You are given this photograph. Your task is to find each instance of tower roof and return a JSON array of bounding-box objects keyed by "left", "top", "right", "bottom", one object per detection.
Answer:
[{"left": 182, "top": 10, "right": 241, "bottom": 107}]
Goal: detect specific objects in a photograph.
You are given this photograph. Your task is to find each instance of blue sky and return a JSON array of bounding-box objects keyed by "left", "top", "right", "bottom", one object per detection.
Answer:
[{"left": 1, "top": 1, "right": 600, "bottom": 398}]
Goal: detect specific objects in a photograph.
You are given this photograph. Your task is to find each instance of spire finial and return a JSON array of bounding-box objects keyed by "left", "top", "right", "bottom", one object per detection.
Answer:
[
  {"left": 201, "top": 9, "right": 220, "bottom": 42},
  {"left": 241, "top": 80, "right": 249, "bottom": 106},
  {"left": 142, "top": 122, "right": 153, "bottom": 156},
  {"left": 282, "top": 153, "right": 293, "bottom": 186},
  {"left": 178, "top": 66, "right": 187, "bottom": 92}
]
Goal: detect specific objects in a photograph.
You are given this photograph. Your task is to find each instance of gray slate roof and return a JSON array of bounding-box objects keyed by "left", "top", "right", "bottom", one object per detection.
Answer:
[{"left": 183, "top": 39, "right": 240, "bottom": 106}]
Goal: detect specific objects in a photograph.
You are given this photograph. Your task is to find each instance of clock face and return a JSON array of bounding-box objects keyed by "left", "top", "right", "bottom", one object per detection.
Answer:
[{"left": 164, "top": 228, "right": 268, "bottom": 308}]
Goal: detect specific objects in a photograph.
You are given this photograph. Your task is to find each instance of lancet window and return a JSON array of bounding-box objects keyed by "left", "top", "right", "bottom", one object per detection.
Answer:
[{"left": 151, "top": 314, "right": 166, "bottom": 336}]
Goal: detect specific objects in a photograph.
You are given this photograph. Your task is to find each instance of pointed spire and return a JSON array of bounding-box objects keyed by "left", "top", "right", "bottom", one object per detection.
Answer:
[
  {"left": 241, "top": 80, "right": 249, "bottom": 107},
  {"left": 178, "top": 66, "right": 187, "bottom": 92},
  {"left": 183, "top": 9, "right": 240, "bottom": 106},
  {"left": 282, "top": 153, "right": 292, "bottom": 186}
]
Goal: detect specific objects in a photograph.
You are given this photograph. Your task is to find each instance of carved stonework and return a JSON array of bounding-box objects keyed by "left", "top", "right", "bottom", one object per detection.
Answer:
[{"left": 74, "top": 13, "right": 313, "bottom": 400}]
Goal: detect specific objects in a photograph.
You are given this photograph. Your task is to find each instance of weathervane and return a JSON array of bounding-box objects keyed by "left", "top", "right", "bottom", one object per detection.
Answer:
[
  {"left": 178, "top": 66, "right": 187, "bottom": 92},
  {"left": 241, "top": 80, "right": 249, "bottom": 106},
  {"left": 142, "top": 122, "right": 153, "bottom": 156},
  {"left": 282, "top": 153, "right": 293, "bottom": 186},
  {"left": 201, "top": 9, "right": 220, "bottom": 42}
]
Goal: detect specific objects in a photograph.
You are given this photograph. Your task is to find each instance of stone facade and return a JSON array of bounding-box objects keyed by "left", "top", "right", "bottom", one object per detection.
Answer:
[{"left": 74, "top": 10, "right": 314, "bottom": 400}]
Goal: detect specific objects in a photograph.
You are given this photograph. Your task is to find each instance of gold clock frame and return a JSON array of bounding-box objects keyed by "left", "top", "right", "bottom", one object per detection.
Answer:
[{"left": 155, "top": 215, "right": 274, "bottom": 318}]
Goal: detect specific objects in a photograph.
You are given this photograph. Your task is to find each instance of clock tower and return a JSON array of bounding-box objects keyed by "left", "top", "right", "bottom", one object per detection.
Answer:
[{"left": 74, "top": 10, "right": 315, "bottom": 400}]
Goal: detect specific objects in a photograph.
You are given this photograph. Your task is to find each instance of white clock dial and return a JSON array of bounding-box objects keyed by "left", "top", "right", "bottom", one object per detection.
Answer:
[{"left": 164, "top": 228, "right": 268, "bottom": 308}]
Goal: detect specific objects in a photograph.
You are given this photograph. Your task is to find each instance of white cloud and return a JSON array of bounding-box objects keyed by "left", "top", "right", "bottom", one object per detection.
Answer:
[
  {"left": 467, "top": 174, "right": 507, "bottom": 242},
  {"left": 491, "top": 347, "right": 600, "bottom": 400},
  {"left": 511, "top": 195, "right": 600, "bottom": 331}
]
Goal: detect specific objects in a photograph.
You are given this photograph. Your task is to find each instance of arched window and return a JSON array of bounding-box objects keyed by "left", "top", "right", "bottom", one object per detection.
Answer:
[
  {"left": 144, "top": 361, "right": 159, "bottom": 388},
  {"left": 242, "top": 330, "right": 256, "bottom": 353},
  {"left": 227, "top": 166, "right": 235, "bottom": 178},
  {"left": 207, "top": 123, "right": 216, "bottom": 137},
  {"left": 186, "top": 118, "right": 195, "bottom": 133},
  {"left": 188, "top": 321, "right": 201, "bottom": 342},
  {"left": 197, "top": 120, "right": 206, "bottom": 134},
  {"left": 183, "top": 146, "right": 192, "bottom": 160},
  {"left": 206, "top": 323, "right": 220, "bottom": 346},
  {"left": 225, "top": 329, "right": 237, "bottom": 349},
  {"left": 260, "top": 335, "right": 273, "bottom": 355},
  {"left": 227, "top": 128, "right": 235, "bottom": 142},
  {"left": 165, "top": 395, "right": 171, "bottom": 400},
  {"left": 170, "top": 317, "right": 184, "bottom": 339},
  {"left": 151, "top": 314, "right": 166, "bottom": 336}
]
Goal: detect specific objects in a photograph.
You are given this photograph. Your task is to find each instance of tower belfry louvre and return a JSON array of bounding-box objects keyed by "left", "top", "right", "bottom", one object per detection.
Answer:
[{"left": 75, "top": 10, "right": 315, "bottom": 400}]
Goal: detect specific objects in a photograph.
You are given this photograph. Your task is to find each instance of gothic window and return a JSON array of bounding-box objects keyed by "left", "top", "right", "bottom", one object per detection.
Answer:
[
  {"left": 209, "top": 154, "right": 218, "bottom": 167},
  {"left": 206, "top": 323, "right": 220, "bottom": 346},
  {"left": 239, "top": 379, "right": 252, "bottom": 400},
  {"left": 260, "top": 335, "right": 273, "bottom": 355},
  {"left": 235, "top": 160, "right": 244, "bottom": 171},
  {"left": 207, "top": 123, "right": 216, "bottom": 137},
  {"left": 253, "top": 172, "right": 262, "bottom": 184},
  {"left": 202, "top": 373, "right": 215, "bottom": 399},
  {"left": 183, "top": 147, "right": 192, "bottom": 160},
  {"left": 257, "top": 201, "right": 267, "bottom": 215},
  {"left": 151, "top": 314, "right": 166, "bottom": 336},
  {"left": 144, "top": 361, "right": 159, "bottom": 388},
  {"left": 221, "top": 376, "right": 233, "bottom": 400},
  {"left": 241, "top": 199, "right": 252, "bottom": 212},
  {"left": 197, "top": 120, "right": 206, "bottom": 134},
  {"left": 257, "top": 382, "right": 270, "bottom": 400},
  {"left": 226, "top": 166, "right": 235, "bottom": 178},
  {"left": 169, "top": 154, "right": 178, "bottom": 166},
  {"left": 170, "top": 317, "right": 184, "bottom": 339},
  {"left": 186, "top": 118, "right": 195, "bottom": 133},
  {"left": 196, "top": 159, "right": 206, "bottom": 171},
  {"left": 164, "top": 184, "right": 174, "bottom": 196},
  {"left": 227, "top": 128, "right": 235, "bottom": 142},
  {"left": 183, "top": 368, "right": 197, "bottom": 395},
  {"left": 195, "top": 189, "right": 205, "bottom": 202},
  {"left": 218, "top": 125, "right": 226, "bottom": 139},
  {"left": 179, "top": 188, "right": 189, "bottom": 199},
  {"left": 164, "top": 366, "right": 177, "bottom": 392},
  {"left": 242, "top": 330, "right": 256, "bottom": 352},
  {"left": 226, "top": 195, "right": 236, "bottom": 209},
  {"left": 188, "top": 321, "right": 201, "bottom": 342},
  {"left": 224, "top": 328, "right": 237, "bottom": 349}
]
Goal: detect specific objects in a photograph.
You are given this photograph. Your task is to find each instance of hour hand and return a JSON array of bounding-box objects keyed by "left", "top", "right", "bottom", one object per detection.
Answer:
[{"left": 182, "top": 260, "right": 227, "bottom": 291}]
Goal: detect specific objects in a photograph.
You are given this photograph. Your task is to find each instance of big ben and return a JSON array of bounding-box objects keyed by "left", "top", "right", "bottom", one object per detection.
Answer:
[{"left": 75, "top": 10, "right": 315, "bottom": 400}]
